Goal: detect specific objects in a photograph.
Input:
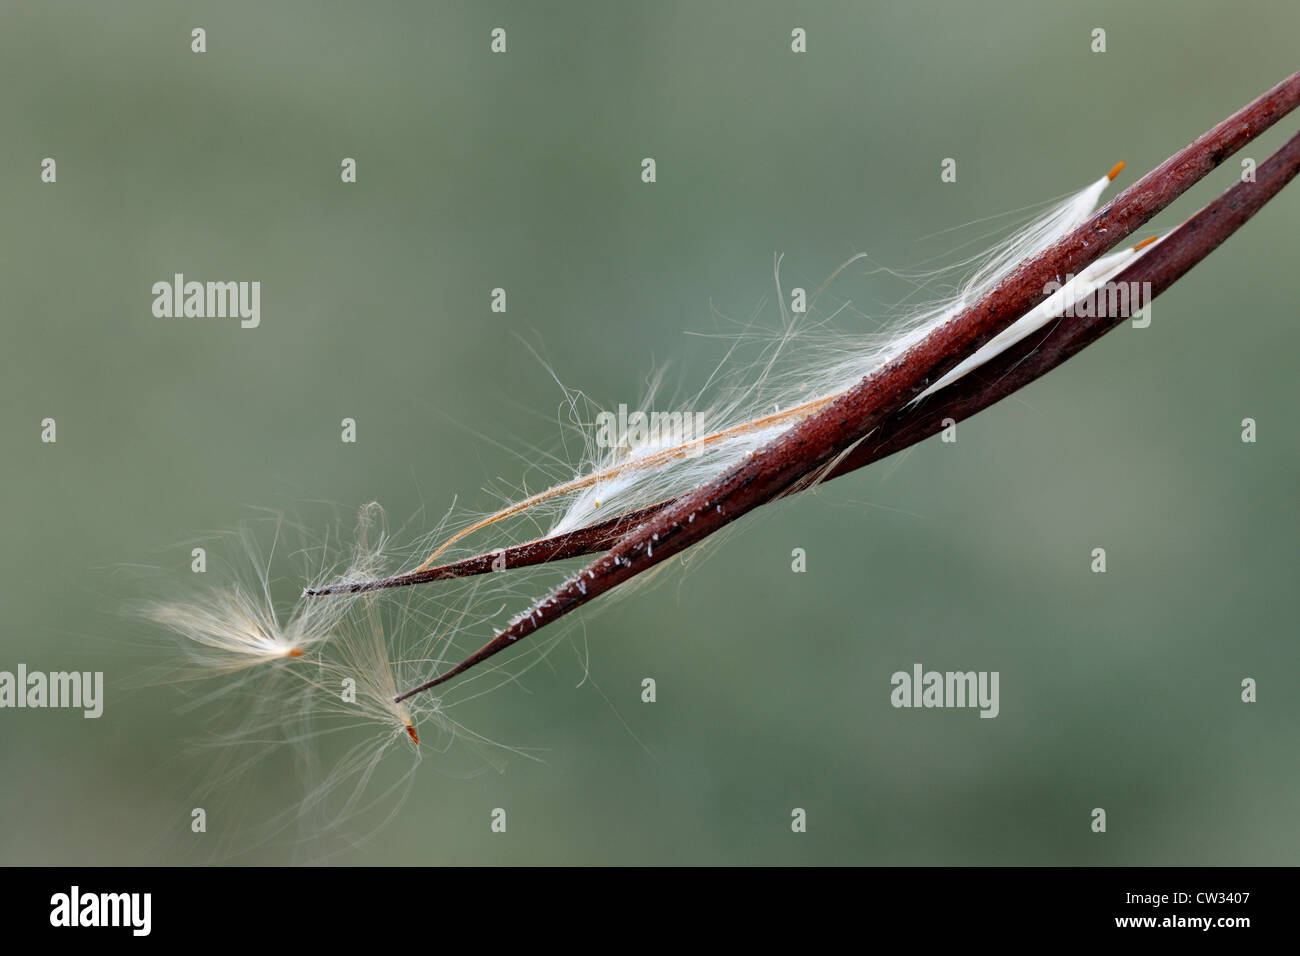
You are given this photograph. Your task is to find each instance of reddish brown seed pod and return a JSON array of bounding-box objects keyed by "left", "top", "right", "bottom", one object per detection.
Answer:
[{"left": 392, "top": 71, "right": 1300, "bottom": 704}]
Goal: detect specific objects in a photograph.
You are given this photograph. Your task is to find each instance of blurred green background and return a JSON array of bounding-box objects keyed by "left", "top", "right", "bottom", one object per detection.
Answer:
[{"left": 1, "top": 0, "right": 1296, "bottom": 865}]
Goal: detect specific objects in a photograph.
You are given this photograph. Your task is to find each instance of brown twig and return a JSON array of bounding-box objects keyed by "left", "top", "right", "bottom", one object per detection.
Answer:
[
  {"left": 393, "top": 73, "right": 1300, "bottom": 702},
  {"left": 302, "top": 503, "right": 670, "bottom": 595}
]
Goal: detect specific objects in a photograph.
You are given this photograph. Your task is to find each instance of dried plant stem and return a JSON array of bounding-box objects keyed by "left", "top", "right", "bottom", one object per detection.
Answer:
[
  {"left": 390, "top": 73, "right": 1300, "bottom": 701},
  {"left": 304, "top": 503, "right": 671, "bottom": 595}
]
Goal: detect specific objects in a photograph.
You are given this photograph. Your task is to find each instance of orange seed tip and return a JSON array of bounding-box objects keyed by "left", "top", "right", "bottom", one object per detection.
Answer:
[{"left": 1107, "top": 160, "right": 1127, "bottom": 182}]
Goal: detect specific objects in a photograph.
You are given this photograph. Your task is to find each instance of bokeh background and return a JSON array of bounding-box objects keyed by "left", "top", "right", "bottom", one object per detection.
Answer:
[{"left": 1, "top": 0, "right": 1296, "bottom": 865}]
